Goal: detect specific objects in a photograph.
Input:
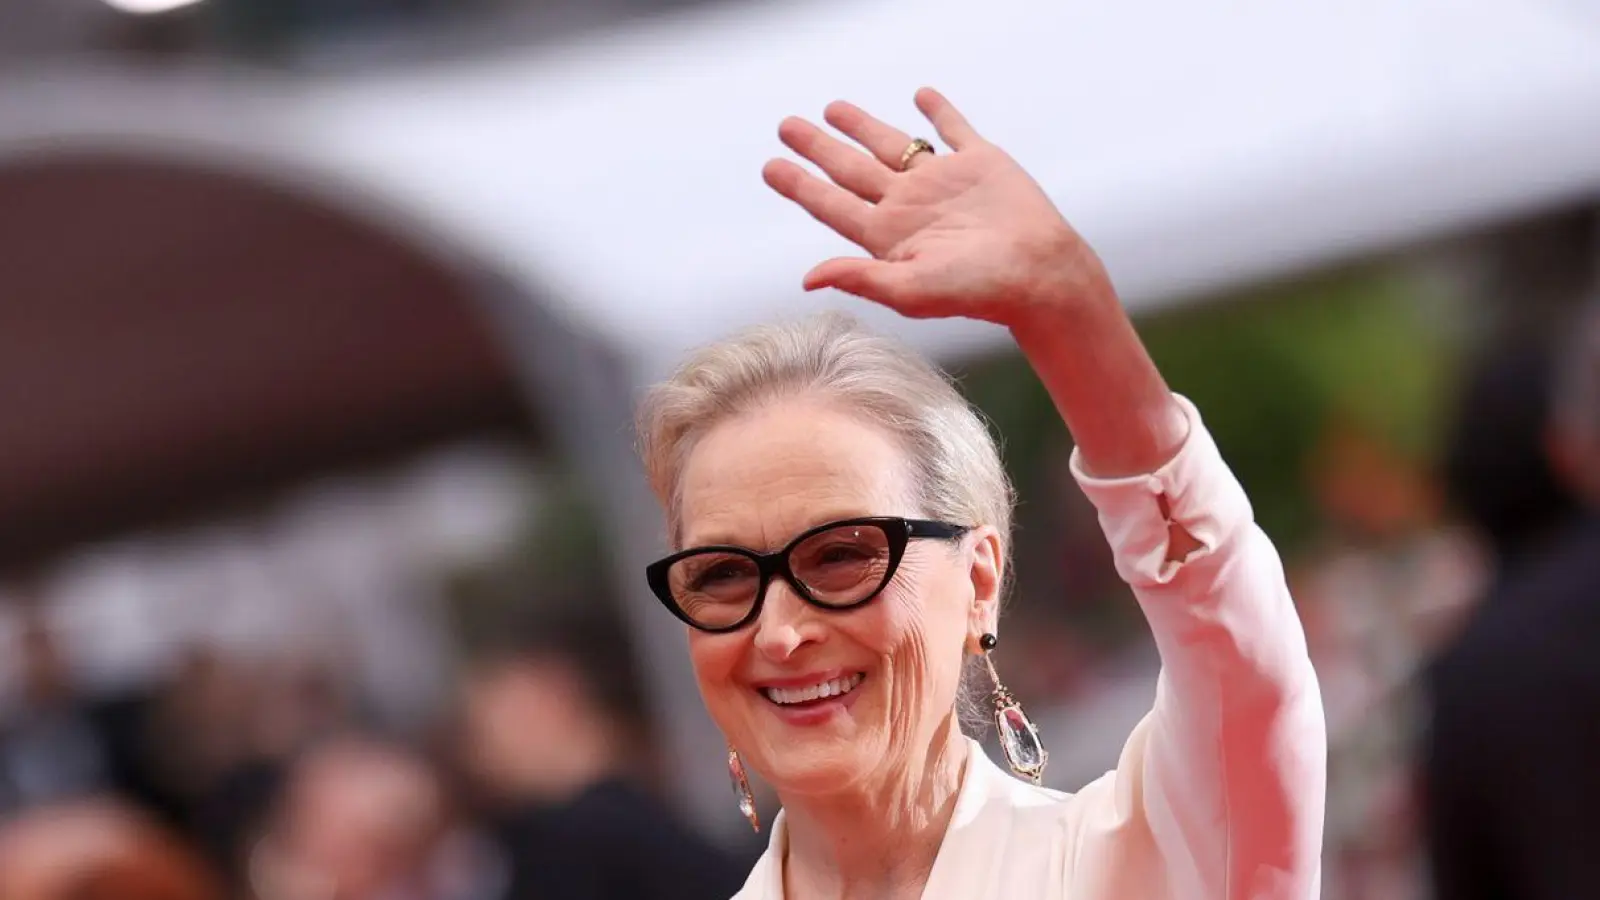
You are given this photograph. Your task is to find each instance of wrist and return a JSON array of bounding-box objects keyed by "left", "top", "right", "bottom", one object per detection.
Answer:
[
  {"left": 1007, "top": 268, "right": 1118, "bottom": 353},
  {"left": 1006, "top": 244, "right": 1119, "bottom": 340}
]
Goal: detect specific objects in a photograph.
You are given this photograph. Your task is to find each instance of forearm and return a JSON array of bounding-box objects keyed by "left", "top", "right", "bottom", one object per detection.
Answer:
[{"left": 1010, "top": 266, "right": 1188, "bottom": 479}]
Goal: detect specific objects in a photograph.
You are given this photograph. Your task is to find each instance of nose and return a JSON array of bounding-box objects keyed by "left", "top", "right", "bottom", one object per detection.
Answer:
[{"left": 751, "top": 578, "right": 825, "bottom": 662}]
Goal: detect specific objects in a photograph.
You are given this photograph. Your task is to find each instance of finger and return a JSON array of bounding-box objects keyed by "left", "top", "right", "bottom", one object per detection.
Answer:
[
  {"left": 823, "top": 101, "right": 919, "bottom": 171},
  {"left": 763, "top": 159, "right": 871, "bottom": 247},
  {"left": 914, "top": 87, "right": 982, "bottom": 150},
  {"left": 778, "top": 116, "right": 892, "bottom": 202},
  {"left": 803, "top": 258, "right": 923, "bottom": 313}
]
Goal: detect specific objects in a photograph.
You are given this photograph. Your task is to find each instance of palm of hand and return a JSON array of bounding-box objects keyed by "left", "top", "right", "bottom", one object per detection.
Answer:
[
  {"left": 866, "top": 151, "right": 1059, "bottom": 317},
  {"left": 762, "top": 89, "right": 1093, "bottom": 324}
]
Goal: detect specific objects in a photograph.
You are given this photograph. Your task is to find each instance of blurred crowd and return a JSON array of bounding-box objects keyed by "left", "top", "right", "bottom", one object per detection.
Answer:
[
  {"left": 0, "top": 283, "right": 1596, "bottom": 900},
  {"left": 0, "top": 605, "right": 748, "bottom": 900}
]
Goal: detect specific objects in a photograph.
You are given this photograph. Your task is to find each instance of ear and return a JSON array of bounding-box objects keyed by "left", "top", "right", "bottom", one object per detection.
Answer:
[{"left": 963, "top": 526, "right": 1003, "bottom": 649}]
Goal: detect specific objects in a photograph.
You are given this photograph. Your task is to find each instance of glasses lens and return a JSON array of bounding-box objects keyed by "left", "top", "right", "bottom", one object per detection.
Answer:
[
  {"left": 666, "top": 551, "right": 762, "bottom": 629},
  {"left": 789, "top": 522, "right": 893, "bottom": 607}
]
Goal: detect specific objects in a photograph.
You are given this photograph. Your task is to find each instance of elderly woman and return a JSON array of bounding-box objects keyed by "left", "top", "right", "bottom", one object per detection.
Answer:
[{"left": 636, "top": 89, "right": 1325, "bottom": 900}]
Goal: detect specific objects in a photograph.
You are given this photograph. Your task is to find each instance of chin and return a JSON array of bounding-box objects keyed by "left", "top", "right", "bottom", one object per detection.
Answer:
[
  {"left": 756, "top": 738, "right": 877, "bottom": 796},
  {"left": 758, "top": 743, "right": 864, "bottom": 791}
]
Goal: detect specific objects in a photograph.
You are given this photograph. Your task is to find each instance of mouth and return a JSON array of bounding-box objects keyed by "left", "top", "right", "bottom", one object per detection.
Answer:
[{"left": 759, "top": 672, "right": 866, "bottom": 710}]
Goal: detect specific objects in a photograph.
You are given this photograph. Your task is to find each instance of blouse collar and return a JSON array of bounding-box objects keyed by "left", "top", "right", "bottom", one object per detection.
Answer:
[{"left": 743, "top": 737, "right": 1021, "bottom": 898}]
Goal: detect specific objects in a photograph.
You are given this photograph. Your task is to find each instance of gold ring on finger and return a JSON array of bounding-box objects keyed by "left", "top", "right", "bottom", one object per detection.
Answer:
[{"left": 899, "top": 138, "right": 936, "bottom": 172}]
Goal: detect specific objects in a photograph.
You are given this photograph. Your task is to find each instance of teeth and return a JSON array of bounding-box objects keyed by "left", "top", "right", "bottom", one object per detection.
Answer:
[{"left": 763, "top": 673, "right": 864, "bottom": 706}]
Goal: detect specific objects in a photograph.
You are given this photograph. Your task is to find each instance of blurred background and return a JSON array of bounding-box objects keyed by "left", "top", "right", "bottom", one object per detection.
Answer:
[{"left": 1, "top": 1, "right": 1598, "bottom": 898}]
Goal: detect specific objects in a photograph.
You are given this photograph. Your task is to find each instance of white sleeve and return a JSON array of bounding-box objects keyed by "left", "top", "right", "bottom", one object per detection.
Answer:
[{"left": 1063, "top": 395, "right": 1326, "bottom": 900}]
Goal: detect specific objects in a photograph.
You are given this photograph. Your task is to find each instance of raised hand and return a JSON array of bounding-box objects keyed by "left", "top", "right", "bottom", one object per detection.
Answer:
[{"left": 762, "top": 88, "right": 1110, "bottom": 328}]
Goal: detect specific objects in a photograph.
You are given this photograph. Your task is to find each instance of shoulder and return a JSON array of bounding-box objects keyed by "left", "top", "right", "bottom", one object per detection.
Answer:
[
  {"left": 1437, "top": 520, "right": 1600, "bottom": 686},
  {"left": 1430, "top": 525, "right": 1600, "bottom": 754},
  {"left": 959, "top": 746, "right": 1100, "bottom": 856},
  {"left": 727, "top": 842, "right": 779, "bottom": 900},
  {"left": 943, "top": 758, "right": 1145, "bottom": 900}
]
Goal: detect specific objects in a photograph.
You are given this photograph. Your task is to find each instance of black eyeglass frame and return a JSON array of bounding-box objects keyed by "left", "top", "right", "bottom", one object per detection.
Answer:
[{"left": 645, "top": 516, "right": 971, "bottom": 634}]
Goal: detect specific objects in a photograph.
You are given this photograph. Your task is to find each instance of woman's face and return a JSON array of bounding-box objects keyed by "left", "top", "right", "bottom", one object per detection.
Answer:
[{"left": 675, "top": 398, "right": 1001, "bottom": 797}]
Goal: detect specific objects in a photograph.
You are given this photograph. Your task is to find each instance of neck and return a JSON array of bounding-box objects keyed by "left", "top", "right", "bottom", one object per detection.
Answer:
[{"left": 778, "top": 717, "right": 969, "bottom": 899}]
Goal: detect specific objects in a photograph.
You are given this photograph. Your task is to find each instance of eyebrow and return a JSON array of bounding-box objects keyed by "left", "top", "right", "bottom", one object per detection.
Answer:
[{"left": 680, "top": 509, "right": 882, "bottom": 551}]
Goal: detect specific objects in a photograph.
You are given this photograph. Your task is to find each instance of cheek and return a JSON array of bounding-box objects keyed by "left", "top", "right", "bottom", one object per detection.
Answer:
[
  {"left": 685, "top": 631, "right": 746, "bottom": 723},
  {"left": 876, "top": 566, "right": 970, "bottom": 716}
]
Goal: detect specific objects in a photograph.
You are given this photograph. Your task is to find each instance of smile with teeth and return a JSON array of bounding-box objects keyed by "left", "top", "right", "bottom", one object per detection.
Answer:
[{"left": 762, "top": 673, "right": 865, "bottom": 706}]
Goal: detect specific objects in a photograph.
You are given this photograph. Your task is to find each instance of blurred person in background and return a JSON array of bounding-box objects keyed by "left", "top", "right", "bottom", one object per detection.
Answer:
[
  {"left": 1424, "top": 299, "right": 1600, "bottom": 900},
  {"left": 1297, "top": 412, "right": 1485, "bottom": 900},
  {"left": 134, "top": 646, "right": 345, "bottom": 877},
  {"left": 138, "top": 648, "right": 262, "bottom": 832},
  {"left": 0, "top": 612, "right": 297, "bottom": 883},
  {"left": 636, "top": 90, "right": 1324, "bottom": 899},
  {"left": 248, "top": 735, "right": 503, "bottom": 900},
  {"left": 0, "top": 603, "right": 111, "bottom": 814},
  {"left": 0, "top": 798, "right": 223, "bottom": 900},
  {"left": 456, "top": 619, "right": 746, "bottom": 900}
]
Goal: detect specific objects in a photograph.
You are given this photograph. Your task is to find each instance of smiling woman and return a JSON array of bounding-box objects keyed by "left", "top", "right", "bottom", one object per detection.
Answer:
[{"left": 634, "top": 89, "right": 1325, "bottom": 900}]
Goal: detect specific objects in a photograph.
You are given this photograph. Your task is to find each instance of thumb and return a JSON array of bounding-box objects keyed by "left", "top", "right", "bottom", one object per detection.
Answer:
[{"left": 803, "top": 258, "right": 917, "bottom": 310}]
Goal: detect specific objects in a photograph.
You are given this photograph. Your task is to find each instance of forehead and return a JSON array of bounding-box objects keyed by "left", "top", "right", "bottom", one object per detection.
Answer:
[{"left": 677, "top": 399, "right": 915, "bottom": 549}]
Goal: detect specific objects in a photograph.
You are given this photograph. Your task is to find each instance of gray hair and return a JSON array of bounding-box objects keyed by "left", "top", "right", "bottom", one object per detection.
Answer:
[
  {"left": 634, "top": 311, "right": 1016, "bottom": 730},
  {"left": 636, "top": 311, "right": 1014, "bottom": 557}
]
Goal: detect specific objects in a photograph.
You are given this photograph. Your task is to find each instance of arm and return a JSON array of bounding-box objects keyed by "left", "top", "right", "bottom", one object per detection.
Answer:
[
  {"left": 1009, "top": 273, "right": 1189, "bottom": 481},
  {"left": 1064, "top": 391, "right": 1326, "bottom": 900},
  {"left": 1012, "top": 259, "right": 1324, "bottom": 900},
  {"left": 760, "top": 89, "right": 1326, "bottom": 895}
]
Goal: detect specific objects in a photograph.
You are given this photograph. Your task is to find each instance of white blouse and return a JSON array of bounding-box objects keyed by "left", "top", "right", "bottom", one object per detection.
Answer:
[{"left": 732, "top": 396, "right": 1327, "bottom": 900}]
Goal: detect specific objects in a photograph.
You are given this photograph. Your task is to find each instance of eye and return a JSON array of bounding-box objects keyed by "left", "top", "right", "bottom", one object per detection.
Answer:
[
  {"left": 672, "top": 553, "right": 760, "bottom": 601},
  {"left": 691, "top": 560, "right": 752, "bottom": 590},
  {"left": 813, "top": 542, "right": 876, "bottom": 566}
]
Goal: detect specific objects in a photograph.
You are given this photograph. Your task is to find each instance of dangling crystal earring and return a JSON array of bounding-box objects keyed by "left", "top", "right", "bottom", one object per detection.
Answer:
[
  {"left": 727, "top": 746, "right": 761, "bottom": 832},
  {"left": 980, "top": 632, "right": 1048, "bottom": 785}
]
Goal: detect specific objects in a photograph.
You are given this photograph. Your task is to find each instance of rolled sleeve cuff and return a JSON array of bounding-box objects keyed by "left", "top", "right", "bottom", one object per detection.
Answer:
[{"left": 1069, "top": 395, "right": 1254, "bottom": 587}]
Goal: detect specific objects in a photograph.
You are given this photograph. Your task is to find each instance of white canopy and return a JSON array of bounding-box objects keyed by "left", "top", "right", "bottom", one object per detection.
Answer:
[{"left": 5, "top": 0, "right": 1600, "bottom": 370}]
